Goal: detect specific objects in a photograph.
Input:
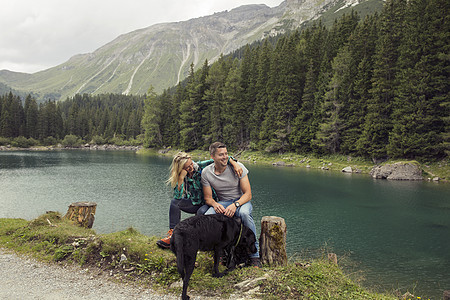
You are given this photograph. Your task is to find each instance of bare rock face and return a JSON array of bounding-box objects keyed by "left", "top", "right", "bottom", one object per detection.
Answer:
[{"left": 370, "top": 162, "right": 423, "bottom": 180}]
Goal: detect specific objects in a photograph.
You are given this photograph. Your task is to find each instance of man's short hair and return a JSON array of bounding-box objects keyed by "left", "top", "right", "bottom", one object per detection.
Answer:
[{"left": 209, "top": 142, "right": 227, "bottom": 156}]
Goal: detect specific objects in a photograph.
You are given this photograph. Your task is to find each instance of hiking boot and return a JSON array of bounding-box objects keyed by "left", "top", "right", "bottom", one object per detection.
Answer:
[
  {"left": 250, "top": 257, "right": 262, "bottom": 268},
  {"left": 156, "top": 229, "right": 173, "bottom": 249}
]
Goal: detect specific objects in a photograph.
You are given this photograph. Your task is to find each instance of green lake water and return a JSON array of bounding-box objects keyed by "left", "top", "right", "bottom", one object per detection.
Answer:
[{"left": 0, "top": 150, "right": 449, "bottom": 298}]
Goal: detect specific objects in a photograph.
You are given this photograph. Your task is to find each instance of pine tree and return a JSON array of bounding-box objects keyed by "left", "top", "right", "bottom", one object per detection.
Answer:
[
  {"left": 291, "top": 22, "right": 328, "bottom": 153},
  {"left": 24, "top": 95, "right": 39, "bottom": 139},
  {"left": 260, "top": 33, "right": 304, "bottom": 153},
  {"left": 166, "top": 83, "right": 185, "bottom": 146},
  {"left": 179, "top": 61, "right": 209, "bottom": 150},
  {"left": 313, "top": 46, "right": 353, "bottom": 153},
  {"left": 202, "top": 55, "right": 232, "bottom": 146},
  {"left": 142, "top": 87, "right": 163, "bottom": 147},
  {"left": 0, "top": 92, "right": 14, "bottom": 137},
  {"left": 222, "top": 59, "right": 245, "bottom": 149},
  {"left": 357, "top": 0, "right": 407, "bottom": 159},
  {"left": 248, "top": 40, "right": 273, "bottom": 147},
  {"left": 341, "top": 15, "right": 379, "bottom": 154},
  {"left": 387, "top": 0, "right": 449, "bottom": 158}
]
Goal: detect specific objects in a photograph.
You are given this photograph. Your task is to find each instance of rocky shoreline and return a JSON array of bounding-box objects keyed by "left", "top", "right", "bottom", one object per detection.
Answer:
[{"left": 1, "top": 145, "right": 446, "bottom": 182}]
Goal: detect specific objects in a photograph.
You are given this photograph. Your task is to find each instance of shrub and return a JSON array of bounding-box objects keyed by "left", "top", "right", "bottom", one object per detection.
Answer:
[
  {"left": 11, "top": 136, "right": 38, "bottom": 148},
  {"left": 0, "top": 136, "right": 11, "bottom": 146},
  {"left": 90, "top": 135, "right": 106, "bottom": 145},
  {"left": 28, "top": 137, "right": 39, "bottom": 147},
  {"left": 61, "top": 135, "right": 83, "bottom": 147},
  {"left": 42, "top": 136, "right": 58, "bottom": 146},
  {"left": 109, "top": 136, "right": 125, "bottom": 146}
]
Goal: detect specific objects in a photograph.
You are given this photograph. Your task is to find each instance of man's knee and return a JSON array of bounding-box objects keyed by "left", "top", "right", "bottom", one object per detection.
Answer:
[
  {"left": 237, "top": 202, "right": 252, "bottom": 215},
  {"left": 204, "top": 207, "right": 216, "bottom": 215}
]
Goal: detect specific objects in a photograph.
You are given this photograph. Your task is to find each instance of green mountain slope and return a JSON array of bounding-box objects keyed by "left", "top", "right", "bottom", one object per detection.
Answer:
[{"left": 0, "top": 0, "right": 383, "bottom": 101}]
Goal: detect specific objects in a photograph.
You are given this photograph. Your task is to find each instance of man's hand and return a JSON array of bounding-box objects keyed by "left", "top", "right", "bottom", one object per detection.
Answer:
[
  {"left": 223, "top": 203, "right": 237, "bottom": 217},
  {"left": 213, "top": 203, "right": 226, "bottom": 214}
]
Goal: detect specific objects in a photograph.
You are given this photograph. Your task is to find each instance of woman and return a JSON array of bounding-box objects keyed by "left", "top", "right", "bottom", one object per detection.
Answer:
[{"left": 156, "top": 151, "right": 242, "bottom": 249}]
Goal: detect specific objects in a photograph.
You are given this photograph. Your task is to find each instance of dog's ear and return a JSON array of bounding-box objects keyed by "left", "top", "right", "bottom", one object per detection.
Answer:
[{"left": 234, "top": 217, "right": 242, "bottom": 226}]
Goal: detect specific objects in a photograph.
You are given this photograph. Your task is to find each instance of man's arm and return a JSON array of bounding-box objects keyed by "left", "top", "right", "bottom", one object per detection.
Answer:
[
  {"left": 223, "top": 175, "right": 252, "bottom": 217},
  {"left": 203, "top": 185, "right": 225, "bottom": 214}
]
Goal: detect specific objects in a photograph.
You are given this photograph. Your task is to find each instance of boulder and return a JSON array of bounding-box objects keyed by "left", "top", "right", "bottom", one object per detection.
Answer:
[
  {"left": 370, "top": 162, "right": 423, "bottom": 180},
  {"left": 342, "top": 166, "right": 353, "bottom": 173}
]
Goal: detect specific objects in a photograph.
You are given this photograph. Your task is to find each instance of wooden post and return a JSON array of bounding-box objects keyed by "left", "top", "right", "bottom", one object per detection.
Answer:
[
  {"left": 64, "top": 202, "right": 97, "bottom": 228},
  {"left": 260, "top": 216, "right": 287, "bottom": 266},
  {"left": 328, "top": 253, "right": 338, "bottom": 265}
]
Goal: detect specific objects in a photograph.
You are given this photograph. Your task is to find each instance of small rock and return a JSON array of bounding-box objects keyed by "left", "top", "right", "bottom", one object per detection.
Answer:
[
  {"left": 120, "top": 254, "right": 127, "bottom": 263},
  {"left": 342, "top": 166, "right": 352, "bottom": 173},
  {"left": 402, "top": 292, "right": 414, "bottom": 299},
  {"left": 235, "top": 274, "right": 270, "bottom": 291},
  {"left": 170, "top": 279, "right": 183, "bottom": 289},
  {"left": 433, "top": 177, "right": 440, "bottom": 181}
]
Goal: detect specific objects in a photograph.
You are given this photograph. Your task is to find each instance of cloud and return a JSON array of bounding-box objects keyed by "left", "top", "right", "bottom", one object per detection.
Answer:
[{"left": 0, "top": 0, "right": 283, "bottom": 73}]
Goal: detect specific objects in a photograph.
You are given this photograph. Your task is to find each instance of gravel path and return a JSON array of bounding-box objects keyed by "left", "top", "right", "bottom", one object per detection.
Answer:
[{"left": 0, "top": 248, "right": 188, "bottom": 300}]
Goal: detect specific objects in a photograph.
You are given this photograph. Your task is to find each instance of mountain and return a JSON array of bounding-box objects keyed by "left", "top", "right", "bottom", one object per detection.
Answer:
[{"left": 0, "top": 0, "right": 383, "bottom": 101}]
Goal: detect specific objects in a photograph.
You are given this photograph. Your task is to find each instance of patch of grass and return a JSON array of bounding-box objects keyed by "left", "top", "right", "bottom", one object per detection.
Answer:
[
  {"left": 421, "top": 158, "right": 449, "bottom": 180},
  {"left": 0, "top": 212, "right": 403, "bottom": 299}
]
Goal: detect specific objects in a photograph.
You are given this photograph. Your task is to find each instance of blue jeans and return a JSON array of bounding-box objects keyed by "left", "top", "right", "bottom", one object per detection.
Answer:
[
  {"left": 169, "top": 198, "right": 209, "bottom": 229},
  {"left": 204, "top": 199, "right": 259, "bottom": 259}
]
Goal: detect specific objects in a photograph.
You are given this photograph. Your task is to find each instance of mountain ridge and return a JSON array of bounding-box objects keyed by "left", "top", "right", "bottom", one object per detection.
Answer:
[{"left": 0, "top": 0, "right": 383, "bottom": 101}]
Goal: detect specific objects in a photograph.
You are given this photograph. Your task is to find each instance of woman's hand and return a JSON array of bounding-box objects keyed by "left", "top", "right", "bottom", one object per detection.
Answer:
[
  {"left": 180, "top": 169, "right": 188, "bottom": 178},
  {"left": 230, "top": 159, "right": 243, "bottom": 177},
  {"left": 177, "top": 169, "right": 188, "bottom": 191}
]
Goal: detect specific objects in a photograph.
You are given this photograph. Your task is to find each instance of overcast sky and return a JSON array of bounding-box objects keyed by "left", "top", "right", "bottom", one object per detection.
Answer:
[{"left": 0, "top": 0, "right": 284, "bottom": 74}]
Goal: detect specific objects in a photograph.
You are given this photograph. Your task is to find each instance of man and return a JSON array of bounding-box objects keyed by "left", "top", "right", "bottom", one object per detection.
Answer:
[{"left": 201, "top": 142, "right": 261, "bottom": 267}]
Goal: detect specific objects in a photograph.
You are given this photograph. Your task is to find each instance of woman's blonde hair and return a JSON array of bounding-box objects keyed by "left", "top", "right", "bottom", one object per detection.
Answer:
[{"left": 166, "top": 152, "right": 192, "bottom": 188}]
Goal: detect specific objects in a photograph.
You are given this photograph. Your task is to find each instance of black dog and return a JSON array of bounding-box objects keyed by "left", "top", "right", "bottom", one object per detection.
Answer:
[{"left": 170, "top": 214, "right": 257, "bottom": 300}]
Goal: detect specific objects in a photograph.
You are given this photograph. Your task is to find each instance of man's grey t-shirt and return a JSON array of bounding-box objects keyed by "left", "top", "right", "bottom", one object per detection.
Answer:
[{"left": 201, "top": 162, "right": 248, "bottom": 201}]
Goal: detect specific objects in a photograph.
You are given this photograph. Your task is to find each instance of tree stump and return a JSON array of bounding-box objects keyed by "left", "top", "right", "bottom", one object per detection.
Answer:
[
  {"left": 260, "top": 216, "right": 287, "bottom": 266},
  {"left": 444, "top": 290, "right": 450, "bottom": 300},
  {"left": 64, "top": 202, "right": 97, "bottom": 228}
]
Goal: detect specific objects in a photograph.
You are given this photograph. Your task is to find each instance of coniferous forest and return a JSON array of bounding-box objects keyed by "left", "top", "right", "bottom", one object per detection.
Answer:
[
  {"left": 0, "top": 93, "right": 144, "bottom": 146},
  {"left": 1, "top": 0, "right": 448, "bottom": 160}
]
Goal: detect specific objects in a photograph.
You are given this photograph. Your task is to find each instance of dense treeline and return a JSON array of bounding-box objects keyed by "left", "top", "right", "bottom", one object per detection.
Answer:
[
  {"left": 143, "top": 0, "right": 448, "bottom": 160},
  {"left": 1, "top": 0, "right": 448, "bottom": 160},
  {"left": 0, "top": 92, "right": 144, "bottom": 145}
]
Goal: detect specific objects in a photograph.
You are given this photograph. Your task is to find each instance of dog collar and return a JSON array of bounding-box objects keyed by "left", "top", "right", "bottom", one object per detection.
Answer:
[{"left": 234, "top": 223, "right": 243, "bottom": 247}]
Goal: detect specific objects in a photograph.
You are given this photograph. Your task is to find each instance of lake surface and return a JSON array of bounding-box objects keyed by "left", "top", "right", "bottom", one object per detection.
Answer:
[{"left": 1, "top": 150, "right": 449, "bottom": 298}]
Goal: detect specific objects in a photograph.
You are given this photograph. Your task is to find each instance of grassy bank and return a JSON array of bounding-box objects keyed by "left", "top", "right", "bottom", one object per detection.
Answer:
[
  {"left": 138, "top": 148, "right": 449, "bottom": 182},
  {"left": 0, "top": 212, "right": 402, "bottom": 300}
]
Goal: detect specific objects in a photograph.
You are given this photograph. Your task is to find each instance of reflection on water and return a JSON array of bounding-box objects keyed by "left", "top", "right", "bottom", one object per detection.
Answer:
[{"left": 0, "top": 150, "right": 449, "bottom": 298}]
